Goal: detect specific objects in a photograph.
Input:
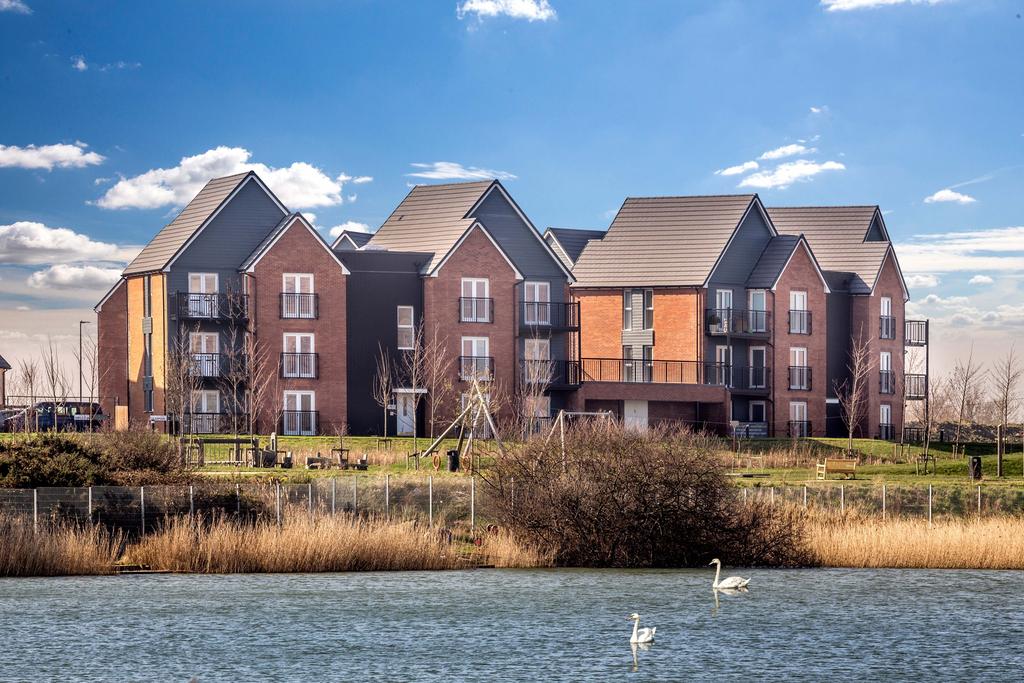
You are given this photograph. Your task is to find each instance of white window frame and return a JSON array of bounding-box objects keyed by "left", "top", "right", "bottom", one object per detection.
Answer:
[
  {"left": 749, "top": 346, "right": 767, "bottom": 389},
  {"left": 283, "top": 333, "right": 316, "bottom": 378},
  {"left": 880, "top": 296, "right": 892, "bottom": 317},
  {"left": 461, "top": 278, "right": 490, "bottom": 322},
  {"left": 188, "top": 272, "right": 218, "bottom": 294},
  {"left": 748, "top": 289, "right": 767, "bottom": 332},
  {"left": 643, "top": 289, "right": 654, "bottom": 330},
  {"left": 190, "top": 389, "right": 220, "bottom": 434},
  {"left": 460, "top": 336, "right": 491, "bottom": 380},
  {"left": 790, "top": 401, "right": 808, "bottom": 422},
  {"left": 283, "top": 390, "right": 316, "bottom": 436},
  {"left": 622, "top": 289, "right": 633, "bottom": 331},
  {"left": 880, "top": 403, "right": 892, "bottom": 424},
  {"left": 790, "top": 347, "right": 809, "bottom": 390},
  {"left": 789, "top": 290, "right": 807, "bottom": 311},
  {"left": 524, "top": 281, "right": 551, "bottom": 326},
  {"left": 397, "top": 306, "right": 415, "bottom": 350},
  {"left": 716, "top": 289, "right": 733, "bottom": 310},
  {"left": 282, "top": 273, "right": 315, "bottom": 319},
  {"left": 715, "top": 345, "right": 732, "bottom": 386},
  {"left": 189, "top": 332, "right": 219, "bottom": 377},
  {"left": 880, "top": 351, "right": 892, "bottom": 371},
  {"left": 187, "top": 273, "right": 219, "bottom": 318},
  {"left": 749, "top": 400, "right": 766, "bottom": 423}
]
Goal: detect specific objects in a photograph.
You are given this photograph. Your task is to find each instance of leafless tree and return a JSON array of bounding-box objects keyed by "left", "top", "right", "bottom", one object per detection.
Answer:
[
  {"left": 16, "top": 357, "right": 40, "bottom": 432},
  {"left": 40, "top": 338, "right": 70, "bottom": 431},
  {"left": 397, "top": 323, "right": 427, "bottom": 456},
  {"left": 71, "top": 329, "right": 102, "bottom": 423},
  {"left": 991, "top": 344, "right": 1022, "bottom": 429},
  {"left": 219, "top": 322, "right": 249, "bottom": 437},
  {"left": 515, "top": 332, "right": 555, "bottom": 438},
  {"left": 421, "top": 326, "right": 455, "bottom": 438},
  {"left": 951, "top": 346, "right": 986, "bottom": 455},
  {"left": 834, "top": 328, "right": 873, "bottom": 454},
  {"left": 245, "top": 331, "right": 277, "bottom": 435},
  {"left": 165, "top": 324, "right": 202, "bottom": 439},
  {"left": 371, "top": 344, "right": 394, "bottom": 440}
]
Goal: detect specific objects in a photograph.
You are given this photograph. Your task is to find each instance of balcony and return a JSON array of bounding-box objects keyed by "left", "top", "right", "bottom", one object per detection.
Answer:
[
  {"left": 280, "top": 293, "right": 318, "bottom": 319},
  {"left": 519, "top": 301, "right": 580, "bottom": 331},
  {"left": 281, "top": 352, "right": 318, "bottom": 379},
  {"left": 190, "top": 353, "right": 222, "bottom": 378},
  {"left": 282, "top": 410, "right": 318, "bottom": 436},
  {"left": 880, "top": 315, "right": 896, "bottom": 340},
  {"left": 730, "top": 366, "right": 771, "bottom": 394},
  {"left": 184, "top": 412, "right": 248, "bottom": 435},
  {"left": 905, "top": 319, "right": 928, "bottom": 346},
  {"left": 175, "top": 292, "right": 249, "bottom": 320},
  {"left": 788, "top": 366, "right": 812, "bottom": 391},
  {"left": 903, "top": 426, "right": 926, "bottom": 443},
  {"left": 520, "top": 359, "right": 581, "bottom": 388},
  {"left": 905, "top": 373, "right": 928, "bottom": 400},
  {"left": 880, "top": 370, "right": 896, "bottom": 395},
  {"left": 879, "top": 423, "right": 896, "bottom": 441},
  {"left": 788, "top": 310, "right": 812, "bottom": 335},
  {"left": 788, "top": 420, "right": 811, "bottom": 438},
  {"left": 459, "top": 297, "right": 493, "bottom": 323},
  {"left": 459, "top": 356, "right": 495, "bottom": 381},
  {"left": 581, "top": 358, "right": 726, "bottom": 385},
  {"left": 706, "top": 309, "right": 771, "bottom": 337}
]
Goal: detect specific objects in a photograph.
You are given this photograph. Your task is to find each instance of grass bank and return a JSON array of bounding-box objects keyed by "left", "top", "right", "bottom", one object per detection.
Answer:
[{"left": 0, "top": 514, "right": 121, "bottom": 577}]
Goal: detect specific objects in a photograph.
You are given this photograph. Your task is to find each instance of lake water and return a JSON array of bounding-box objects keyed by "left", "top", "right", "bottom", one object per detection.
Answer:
[{"left": 2, "top": 568, "right": 1022, "bottom": 681}]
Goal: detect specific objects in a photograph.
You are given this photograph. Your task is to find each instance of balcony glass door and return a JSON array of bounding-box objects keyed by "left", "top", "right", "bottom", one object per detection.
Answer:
[
  {"left": 524, "top": 281, "right": 550, "bottom": 325},
  {"left": 283, "top": 390, "right": 316, "bottom": 435},
  {"left": 283, "top": 273, "right": 314, "bottom": 318},
  {"left": 461, "top": 336, "right": 490, "bottom": 380},
  {"left": 189, "top": 332, "right": 219, "bottom": 377},
  {"left": 190, "top": 389, "right": 219, "bottom": 433},
  {"left": 283, "top": 333, "right": 315, "bottom": 378},
  {"left": 715, "top": 345, "right": 732, "bottom": 386},
  {"left": 188, "top": 273, "right": 218, "bottom": 318},
  {"left": 461, "top": 278, "right": 490, "bottom": 322},
  {"left": 523, "top": 338, "right": 552, "bottom": 384},
  {"left": 749, "top": 346, "right": 766, "bottom": 388},
  {"left": 748, "top": 290, "right": 767, "bottom": 332}
]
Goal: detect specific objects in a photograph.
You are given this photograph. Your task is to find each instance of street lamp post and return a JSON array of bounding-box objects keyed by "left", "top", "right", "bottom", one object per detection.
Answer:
[{"left": 78, "top": 320, "right": 92, "bottom": 404}]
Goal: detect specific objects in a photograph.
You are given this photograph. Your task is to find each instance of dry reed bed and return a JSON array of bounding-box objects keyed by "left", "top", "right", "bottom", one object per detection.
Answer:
[
  {"left": 0, "top": 515, "right": 121, "bottom": 577},
  {"left": 805, "top": 513, "right": 1024, "bottom": 569}
]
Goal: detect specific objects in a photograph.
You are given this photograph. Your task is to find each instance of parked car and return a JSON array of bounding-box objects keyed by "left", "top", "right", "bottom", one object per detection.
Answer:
[{"left": 3, "top": 401, "right": 106, "bottom": 432}]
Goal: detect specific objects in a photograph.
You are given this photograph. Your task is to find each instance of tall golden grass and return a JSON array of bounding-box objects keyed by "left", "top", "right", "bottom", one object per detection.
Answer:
[
  {"left": 477, "top": 529, "right": 554, "bottom": 568},
  {"left": 0, "top": 514, "right": 121, "bottom": 577},
  {"left": 805, "top": 512, "right": 1024, "bottom": 569}
]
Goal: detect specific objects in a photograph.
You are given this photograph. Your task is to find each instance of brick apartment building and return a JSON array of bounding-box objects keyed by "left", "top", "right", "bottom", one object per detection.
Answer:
[{"left": 97, "top": 174, "right": 925, "bottom": 439}]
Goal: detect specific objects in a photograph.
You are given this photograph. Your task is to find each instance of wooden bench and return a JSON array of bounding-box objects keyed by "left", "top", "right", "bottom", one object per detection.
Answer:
[{"left": 816, "top": 458, "right": 857, "bottom": 480}]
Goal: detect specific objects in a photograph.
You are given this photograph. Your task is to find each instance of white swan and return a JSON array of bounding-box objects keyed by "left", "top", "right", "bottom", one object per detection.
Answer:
[
  {"left": 628, "top": 613, "right": 656, "bottom": 643},
  {"left": 709, "top": 558, "right": 750, "bottom": 589}
]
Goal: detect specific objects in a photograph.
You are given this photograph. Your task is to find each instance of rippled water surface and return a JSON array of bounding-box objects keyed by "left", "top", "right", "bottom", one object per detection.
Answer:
[{"left": 2, "top": 568, "right": 1023, "bottom": 681}]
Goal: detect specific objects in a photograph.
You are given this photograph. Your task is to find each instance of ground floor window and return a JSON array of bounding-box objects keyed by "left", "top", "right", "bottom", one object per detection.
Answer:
[
  {"left": 749, "top": 400, "right": 766, "bottom": 423},
  {"left": 789, "top": 401, "right": 809, "bottom": 437},
  {"left": 283, "top": 390, "right": 316, "bottom": 435},
  {"left": 461, "top": 392, "right": 493, "bottom": 438},
  {"left": 190, "top": 390, "right": 220, "bottom": 433}
]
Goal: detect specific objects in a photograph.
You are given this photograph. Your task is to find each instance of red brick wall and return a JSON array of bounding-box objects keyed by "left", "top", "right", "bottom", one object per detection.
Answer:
[
  {"left": 251, "top": 218, "right": 347, "bottom": 434},
  {"left": 97, "top": 279, "right": 128, "bottom": 418},
  {"left": 653, "top": 288, "right": 700, "bottom": 361},
  {"left": 576, "top": 289, "right": 623, "bottom": 359},
  {"left": 771, "top": 243, "right": 828, "bottom": 437},
  {"left": 422, "top": 226, "right": 517, "bottom": 423}
]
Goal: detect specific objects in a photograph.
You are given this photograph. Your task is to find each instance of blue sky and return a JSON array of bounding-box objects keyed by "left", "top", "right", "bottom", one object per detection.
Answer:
[{"left": 0, "top": 0, "right": 1021, "bottom": 374}]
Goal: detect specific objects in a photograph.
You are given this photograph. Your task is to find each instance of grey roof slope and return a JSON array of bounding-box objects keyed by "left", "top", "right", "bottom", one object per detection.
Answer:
[
  {"left": 0, "top": 354, "right": 10, "bottom": 370},
  {"left": 545, "top": 228, "right": 605, "bottom": 268},
  {"left": 334, "top": 231, "right": 373, "bottom": 250},
  {"left": 571, "top": 195, "right": 758, "bottom": 287},
  {"left": 746, "top": 235, "right": 800, "bottom": 289},
  {"left": 123, "top": 172, "right": 253, "bottom": 275},
  {"left": 366, "top": 180, "right": 494, "bottom": 272},
  {"left": 767, "top": 206, "right": 890, "bottom": 294}
]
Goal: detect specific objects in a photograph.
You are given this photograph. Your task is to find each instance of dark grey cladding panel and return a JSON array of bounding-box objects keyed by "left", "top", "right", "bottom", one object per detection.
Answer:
[
  {"left": 746, "top": 235, "right": 800, "bottom": 289},
  {"left": 545, "top": 228, "right": 606, "bottom": 266},
  {"left": 708, "top": 206, "right": 774, "bottom": 287},
  {"left": 826, "top": 290, "right": 851, "bottom": 398},
  {"left": 167, "top": 179, "right": 288, "bottom": 296}
]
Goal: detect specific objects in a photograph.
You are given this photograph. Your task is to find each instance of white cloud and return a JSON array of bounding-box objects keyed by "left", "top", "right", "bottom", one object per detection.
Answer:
[
  {"left": 457, "top": 0, "right": 556, "bottom": 22},
  {"left": 758, "top": 144, "right": 815, "bottom": 161},
  {"left": 352, "top": 176, "right": 373, "bottom": 184},
  {"left": 714, "top": 160, "right": 758, "bottom": 176},
  {"left": 71, "top": 56, "right": 87, "bottom": 71},
  {"left": 26, "top": 264, "right": 122, "bottom": 290},
  {"left": 809, "top": 105, "right": 829, "bottom": 114},
  {"left": 98, "top": 60, "right": 141, "bottom": 72},
  {"left": 821, "top": 0, "right": 943, "bottom": 11},
  {"left": 737, "top": 160, "right": 845, "bottom": 190},
  {"left": 303, "top": 213, "right": 317, "bottom": 226},
  {"left": 0, "top": 142, "right": 104, "bottom": 170},
  {"left": 905, "top": 273, "right": 939, "bottom": 288},
  {"left": 0, "top": 221, "right": 139, "bottom": 265},
  {"left": 328, "top": 221, "right": 371, "bottom": 238},
  {"left": 407, "top": 161, "right": 516, "bottom": 181},
  {"left": 0, "top": 0, "right": 31, "bottom": 13},
  {"left": 95, "top": 146, "right": 364, "bottom": 210},
  {"left": 924, "top": 188, "right": 976, "bottom": 204},
  {"left": 969, "top": 274, "right": 994, "bottom": 285},
  {"left": 897, "top": 226, "right": 1024, "bottom": 274}
]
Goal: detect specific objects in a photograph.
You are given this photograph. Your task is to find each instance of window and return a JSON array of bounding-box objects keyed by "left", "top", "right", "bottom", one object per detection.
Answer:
[
  {"left": 748, "top": 289, "right": 767, "bottom": 332},
  {"left": 880, "top": 351, "right": 892, "bottom": 371},
  {"left": 622, "top": 289, "right": 633, "bottom": 330},
  {"left": 283, "top": 391, "right": 316, "bottom": 435},
  {"left": 461, "top": 392, "right": 493, "bottom": 437},
  {"left": 715, "top": 345, "right": 732, "bottom": 386},
  {"left": 397, "top": 306, "right": 415, "bottom": 350},
  {"left": 712, "top": 290, "right": 733, "bottom": 334},
  {"left": 524, "top": 281, "right": 550, "bottom": 325},
  {"left": 880, "top": 296, "right": 895, "bottom": 339},
  {"left": 461, "top": 278, "right": 491, "bottom": 322},
  {"left": 789, "top": 347, "right": 809, "bottom": 390},
  {"left": 524, "top": 395, "right": 551, "bottom": 419},
  {"left": 789, "top": 290, "right": 809, "bottom": 334},
  {"left": 749, "top": 401, "right": 766, "bottom": 423},
  {"left": 283, "top": 333, "right": 316, "bottom": 378},
  {"left": 190, "top": 390, "right": 220, "bottom": 434},
  {"left": 187, "top": 273, "right": 219, "bottom": 318},
  {"left": 282, "top": 274, "right": 315, "bottom": 319},
  {"left": 880, "top": 351, "right": 894, "bottom": 394},
  {"left": 523, "top": 339, "right": 552, "bottom": 384},
  {"left": 880, "top": 404, "right": 894, "bottom": 440},
  {"left": 643, "top": 289, "right": 654, "bottom": 330},
  {"left": 789, "top": 401, "right": 808, "bottom": 437},
  {"left": 460, "top": 337, "right": 491, "bottom": 380},
  {"left": 749, "top": 346, "right": 767, "bottom": 389},
  {"left": 716, "top": 289, "right": 733, "bottom": 310},
  {"left": 190, "top": 332, "right": 220, "bottom": 377},
  {"left": 642, "top": 345, "right": 653, "bottom": 382},
  {"left": 623, "top": 345, "right": 635, "bottom": 382}
]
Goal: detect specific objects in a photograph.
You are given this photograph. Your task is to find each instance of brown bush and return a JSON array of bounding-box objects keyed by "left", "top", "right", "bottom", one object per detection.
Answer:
[{"left": 483, "top": 422, "right": 808, "bottom": 568}]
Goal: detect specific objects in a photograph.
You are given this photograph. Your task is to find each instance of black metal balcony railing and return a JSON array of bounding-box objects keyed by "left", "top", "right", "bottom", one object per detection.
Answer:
[
  {"left": 280, "top": 293, "right": 319, "bottom": 319},
  {"left": 184, "top": 412, "right": 248, "bottom": 435},
  {"left": 880, "top": 370, "right": 896, "bottom": 395},
  {"left": 459, "top": 297, "right": 493, "bottom": 323},
  {"left": 706, "top": 309, "right": 771, "bottom": 336},
  {"left": 519, "top": 301, "right": 580, "bottom": 330},
  {"left": 176, "top": 292, "right": 249, "bottom": 320},
  {"left": 281, "top": 410, "right": 318, "bottom": 436},
  {"left": 789, "top": 310, "right": 812, "bottom": 335},
  {"left": 190, "top": 353, "right": 221, "bottom": 378},
  {"left": 880, "top": 315, "right": 896, "bottom": 340},
  {"left": 788, "top": 366, "right": 812, "bottom": 391},
  {"left": 580, "top": 358, "right": 736, "bottom": 386},
  {"left": 788, "top": 420, "right": 811, "bottom": 438},
  {"left": 903, "top": 426, "right": 926, "bottom": 444},
  {"left": 459, "top": 356, "right": 495, "bottom": 381},
  {"left": 281, "top": 352, "right": 318, "bottom": 379},
  {"left": 730, "top": 366, "right": 771, "bottom": 392},
  {"left": 879, "top": 423, "right": 896, "bottom": 441},
  {"left": 520, "top": 359, "right": 581, "bottom": 387},
  {"left": 905, "top": 319, "right": 928, "bottom": 346},
  {"left": 905, "top": 373, "right": 928, "bottom": 400}
]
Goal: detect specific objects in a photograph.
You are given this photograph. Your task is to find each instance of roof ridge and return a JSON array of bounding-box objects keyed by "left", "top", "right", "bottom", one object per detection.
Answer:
[
  {"left": 409, "top": 179, "right": 495, "bottom": 190},
  {"left": 624, "top": 193, "right": 756, "bottom": 201},
  {"left": 768, "top": 205, "right": 878, "bottom": 210}
]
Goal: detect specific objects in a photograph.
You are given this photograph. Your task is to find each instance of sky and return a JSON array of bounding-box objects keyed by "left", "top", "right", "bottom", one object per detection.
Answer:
[{"left": 0, "top": 0, "right": 1022, "bottom": 380}]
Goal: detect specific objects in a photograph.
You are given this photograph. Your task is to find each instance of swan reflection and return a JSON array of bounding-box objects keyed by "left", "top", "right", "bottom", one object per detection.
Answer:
[
  {"left": 630, "top": 641, "right": 652, "bottom": 671},
  {"left": 712, "top": 586, "right": 749, "bottom": 615}
]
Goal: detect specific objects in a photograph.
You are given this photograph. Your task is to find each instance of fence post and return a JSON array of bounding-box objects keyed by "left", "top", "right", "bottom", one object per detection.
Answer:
[
  {"left": 510, "top": 477, "right": 515, "bottom": 515},
  {"left": 308, "top": 482, "right": 313, "bottom": 517},
  {"left": 882, "top": 484, "right": 886, "bottom": 520},
  {"left": 977, "top": 484, "right": 982, "bottom": 516},
  {"left": 189, "top": 485, "right": 194, "bottom": 517},
  {"left": 928, "top": 484, "right": 933, "bottom": 526},
  {"left": 88, "top": 486, "right": 93, "bottom": 520},
  {"left": 770, "top": 487, "right": 775, "bottom": 506},
  {"left": 352, "top": 477, "right": 357, "bottom": 513},
  {"left": 236, "top": 483, "right": 241, "bottom": 515},
  {"left": 471, "top": 476, "right": 476, "bottom": 530},
  {"left": 332, "top": 478, "right": 337, "bottom": 515},
  {"left": 385, "top": 474, "right": 390, "bottom": 519},
  {"left": 803, "top": 485, "right": 807, "bottom": 508},
  {"left": 840, "top": 485, "right": 845, "bottom": 514},
  {"left": 32, "top": 488, "right": 38, "bottom": 533},
  {"left": 428, "top": 475, "right": 434, "bottom": 528},
  {"left": 140, "top": 486, "right": 146, "bottom": 536},
  {"left": 743, "top": 488, "right": 748, "bottom": 505},
  {"left": 275, "top": 482, "right": 281, "bottom": 528}
]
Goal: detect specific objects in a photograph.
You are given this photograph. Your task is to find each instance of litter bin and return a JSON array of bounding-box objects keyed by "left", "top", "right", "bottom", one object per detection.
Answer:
[
  {"left": 968, "top": 455, "right": 982, "bottom": 480},
  {"left": 447, "top": 449, "right": 460, "bottom": 472},
  {"left": 281, "top": 452, "right": 293, "bottom": 469}
]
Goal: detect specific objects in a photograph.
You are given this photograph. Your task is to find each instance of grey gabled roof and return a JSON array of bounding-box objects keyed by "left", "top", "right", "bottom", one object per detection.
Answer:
[
  {"left": 767, "top": 206, "right": 891, "bottom": 294},
  {"left": 333, "top": 231, "right": 373, "bottom": 250},
  {"left": 122, "top": 172, "right": 254, "bottom": 276},
  {"left": 366, "top": 180, "right": 495, "bottom": 272},
  {"left": 0, "top": 354, "right": 10, "bottom": 370},
  {"left": 571, "top": 194, "right": 759, "bottom": 288},
  {"left": 544, "top": 227, "right": 606, "bottom": 269},
  {"left": 746, "top": 235, "right": 801, "bottom": 289}
]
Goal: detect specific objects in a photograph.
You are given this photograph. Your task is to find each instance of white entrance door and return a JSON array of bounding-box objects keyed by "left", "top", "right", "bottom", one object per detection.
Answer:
[
  {"left": 624, "top": 400, "right": 648, "bottom": 431},
  {"left": 396, "top": 393, "right": 415, "bottom": 436},
  {"left": 283, "top": 391, "right": 316, "bottom": 435}
]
